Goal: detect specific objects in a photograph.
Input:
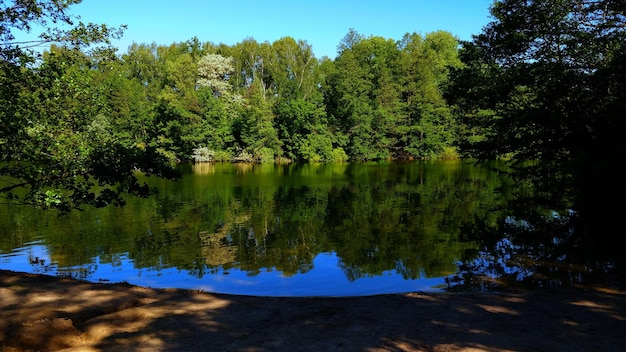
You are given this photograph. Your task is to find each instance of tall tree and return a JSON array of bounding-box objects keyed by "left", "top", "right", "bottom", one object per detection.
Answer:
[
  {"left": 123, "top": 43, "right": 164, "bottom": 102},
  {"left": 268, "top": 36, "right": 318, "bottom": 101},
  {"left": 330, "top": 31, "right": 394, "bottom": 160},
  {"left": 196, "top": 53, "right": 239, "bottom": 157},
  {"left": 447, "top": 0, "right": 626, "bottom": 277},
  {"left": 152, "top": 50, "right": 202, "bottom": 160},
  {"left": 329, "top": 29, "right": 461, "bottom": 160},
  {"left": 276, "top": 98, "right": 335, "bottom": 161},
  {"left": 233, "top": 79, "right": 281, "bottom": 162},
  {"left": 399, "top": 31, "right": 461, "bottom": 159},
  {"left": 450, "top": 0, "right": 626, "bottom": 164}
]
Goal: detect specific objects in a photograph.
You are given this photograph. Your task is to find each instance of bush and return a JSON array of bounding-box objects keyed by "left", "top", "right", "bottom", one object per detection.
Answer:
[
  {"left": 438, "top": 147, "right": 460, "bottom": 160},
  {"left": 256, "top": 147, "right": 275, "bottom": 163},
  {"left": 232, "top": 149, "right": 254, "bottom": 163},
  {"left": 330, "top": 147, "right": 349, "bottom": 162},
  {"left": 192, "top": 147, "right": 215, "bottom": 162},
  {"left": 213, "top": 150, "right": 233, "bottom": 162}
]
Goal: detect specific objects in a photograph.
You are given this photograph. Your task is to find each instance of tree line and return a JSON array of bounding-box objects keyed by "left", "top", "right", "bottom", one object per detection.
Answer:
[{"left": 25, "top": 29, "right": 462, "bottom": 164}]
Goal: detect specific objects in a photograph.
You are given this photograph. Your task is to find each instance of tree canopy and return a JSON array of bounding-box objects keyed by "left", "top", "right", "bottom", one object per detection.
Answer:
[
  {"left": 2, "top": 0, "right": 624, "bottom": 213},
  {"left": 446, "top": 0, "right": 626, "bottom": 273},
  {"left": 1, "top": 0, "right": 177, "bottom": 211},
  {"left": 449, "top": 0, "right": 625, "bottom": 161}
]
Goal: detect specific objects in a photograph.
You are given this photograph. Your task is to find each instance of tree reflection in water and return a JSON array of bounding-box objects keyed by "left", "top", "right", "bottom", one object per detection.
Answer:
[
  {"left": 448, "top": 160, "right": 626, "bottom": 292},
  {"left": 1, "top": 161, "right": 624, "bottom": 295}
]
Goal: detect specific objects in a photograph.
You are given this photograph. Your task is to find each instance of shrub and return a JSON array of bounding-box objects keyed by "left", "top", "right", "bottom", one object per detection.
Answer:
[{"left": 192, "top": 147, "right": 215, "bottom": 162}]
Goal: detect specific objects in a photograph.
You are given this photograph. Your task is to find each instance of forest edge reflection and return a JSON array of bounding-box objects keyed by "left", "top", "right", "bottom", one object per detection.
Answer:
[{"left": 0, "top": 161, "right": 623, "bottom": 296}]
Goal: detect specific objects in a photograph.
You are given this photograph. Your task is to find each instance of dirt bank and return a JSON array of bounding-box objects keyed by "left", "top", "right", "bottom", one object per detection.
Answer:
[{"left": 1, "top": 269, "right": 625, "bottom": 351}]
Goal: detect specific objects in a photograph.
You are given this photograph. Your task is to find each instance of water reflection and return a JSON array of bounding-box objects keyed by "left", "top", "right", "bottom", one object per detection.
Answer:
[{"left": 0, "top": 161, "right": 620, "bottom": 295}]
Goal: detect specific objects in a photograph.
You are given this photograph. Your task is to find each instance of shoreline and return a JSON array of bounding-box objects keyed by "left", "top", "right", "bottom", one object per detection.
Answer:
[{"left": 2, "top": 269, "right": 626, "bottom": 351}]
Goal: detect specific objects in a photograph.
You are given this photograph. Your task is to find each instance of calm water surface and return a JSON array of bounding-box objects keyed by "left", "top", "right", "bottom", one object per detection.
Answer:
[{"left": 0, "top": 161, "right": 570, "bottom": 296}]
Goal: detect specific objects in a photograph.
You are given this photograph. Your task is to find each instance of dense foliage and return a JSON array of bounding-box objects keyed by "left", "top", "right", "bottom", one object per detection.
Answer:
[
  {"left": 446, "top": 0, "right": 626, "bottom": 286},
  {"left": 1, "top": 0, "right": 178, "bottom": 211},
  {"left": 449, "top": 1, "right": 625, "bottom": 214},
  {"left": 2, "top": 0, "right": 625, "bottom": 217},
  {"left": 449, "top": 0, "right": 625, "bottom": 164},
  {"left": 26, "top": 30, "right": 460, "bottom": 165},
  {"left": 1, "top": 1, "right": 465, "bottom": 210}
]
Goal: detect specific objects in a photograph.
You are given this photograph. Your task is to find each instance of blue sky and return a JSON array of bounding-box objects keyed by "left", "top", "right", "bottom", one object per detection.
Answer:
[{"left": 18, "top": 0, "right": 495, "bottom": 59}]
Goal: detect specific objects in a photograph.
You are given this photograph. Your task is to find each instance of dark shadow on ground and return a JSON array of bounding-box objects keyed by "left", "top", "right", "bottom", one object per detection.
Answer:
[{"left": 1, "top": 269, "right": 625, "bottom": 351}]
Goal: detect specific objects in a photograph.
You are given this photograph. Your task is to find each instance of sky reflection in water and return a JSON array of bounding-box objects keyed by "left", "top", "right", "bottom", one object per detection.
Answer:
[{"left": 0, "top": 242, "right": 446, "bottom": 296}]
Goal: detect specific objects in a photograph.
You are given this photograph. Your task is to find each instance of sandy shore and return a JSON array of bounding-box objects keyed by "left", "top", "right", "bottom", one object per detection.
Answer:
[{"left": 1, "top": 269, "right": 626, "bottom": 351}]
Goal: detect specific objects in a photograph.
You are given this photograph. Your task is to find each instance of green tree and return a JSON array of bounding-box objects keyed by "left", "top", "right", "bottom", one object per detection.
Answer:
[
  {"left": 268, "top": 36, "right": 318, "bottom": 101},
  {"left": 233, "top": 80, "right": 280, "bottom": 162},
  {"left": 329, "top": 29, "right": 461, "bottom": 160},
  {"left": 399, "top": 31, "right": 461, "bottom": 159},
  {"left": 123, "top": 43, "right": 165, "bottom": 103},
  {"left": 0, "top": 0, "right": 177, "bottom": 211},
  {"left": 197, "top": 88, "right": 238, "bottom": 158},
  {"left": 151, "top": 48, "right": 204, "bottom": 161},
  {"left": 450, "top": 0, "right": 626, "bottom": 164},
  {"left": 230, "top": 38, "right": 273, "bottom": 99},
  {"left": 276, "top": 98, "right": 335, "bottom": 161},
  {"left": 330, "top": 30, "right": 389, "bottom": 160},
  {"left": 446, "top": 0, "right": 626, "bottom": 283},
  {"left": 98, "top": 60, "right": 154, "bottom": 149},
  {"left": 195, "top": 53, "right": 240, "bottom": 158}
]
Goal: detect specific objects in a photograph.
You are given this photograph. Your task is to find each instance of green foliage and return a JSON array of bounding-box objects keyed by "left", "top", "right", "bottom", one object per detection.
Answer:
[
  {"left": 330, "top": 148, "right": 349, "bottom": 162},
  {"left": 438, "top": 146, "right": 460, "bottom": 160},
  {"left": 234, "top": 80, "right": 280, "bottom": 161},
  {"left": 2, "top": 1, "right": 504, "bottom": 210},
  {"left": 449, "top": 0, "right": 626, "bottom": 164},
  {"left": 443, "top": 0, "right": 626, "bottom": 283},
  {"left": 1, "top": 0, "right": 125, "bottom": 60},
  {"left": 276, "top": 98, "right": 335, "bottom": 161},
  {"left": 327, "top": 29, "right": 462, "bottom": 160},
  {"left": 0, "top": 0, "right": 178, "bottom": 211},
  {"left": 197, "top": 88, "right": 237, "bottom": 153}
]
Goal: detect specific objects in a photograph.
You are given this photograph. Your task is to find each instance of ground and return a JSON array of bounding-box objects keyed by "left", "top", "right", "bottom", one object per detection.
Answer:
[{"left": 1, "top": 270, "right": 625, "bottom": 352}]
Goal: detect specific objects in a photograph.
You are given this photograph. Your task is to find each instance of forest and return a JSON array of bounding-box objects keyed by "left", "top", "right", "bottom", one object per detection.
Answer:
[
  {"left": 1, "top": 0, "right": 625, "bottom": 212},
  {"left": 8, "top": 30, "right": 465, "bottom": 163}
]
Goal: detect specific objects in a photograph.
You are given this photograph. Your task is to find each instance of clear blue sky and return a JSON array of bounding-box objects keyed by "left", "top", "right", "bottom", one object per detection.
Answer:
[{"left": 19, "top": 0, "right": 495, "bottom": 59}]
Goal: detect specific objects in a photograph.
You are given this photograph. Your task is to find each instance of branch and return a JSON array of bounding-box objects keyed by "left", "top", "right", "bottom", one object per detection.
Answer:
[
  {"left": 0, "top": 181, "right": 30, "bottom": 194},
  {"left": 0, "top": 39, "right": 53, "bottom": 49}
]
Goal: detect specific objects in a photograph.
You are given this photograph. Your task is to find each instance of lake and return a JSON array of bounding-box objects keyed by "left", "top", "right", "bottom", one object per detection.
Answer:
[{"left": 0, "top": 160, "right": 613, "bottom": 296}]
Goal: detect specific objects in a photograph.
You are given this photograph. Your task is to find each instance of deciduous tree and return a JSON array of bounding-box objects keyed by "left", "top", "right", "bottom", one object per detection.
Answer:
[{"left": 0, "top": 0, "right": 177, "bottom": 211}]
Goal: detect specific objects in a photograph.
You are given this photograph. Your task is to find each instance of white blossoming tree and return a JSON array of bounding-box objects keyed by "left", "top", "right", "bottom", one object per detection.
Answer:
[{"left": 197, "top": 53, "right": 234, "bottom": 96}]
